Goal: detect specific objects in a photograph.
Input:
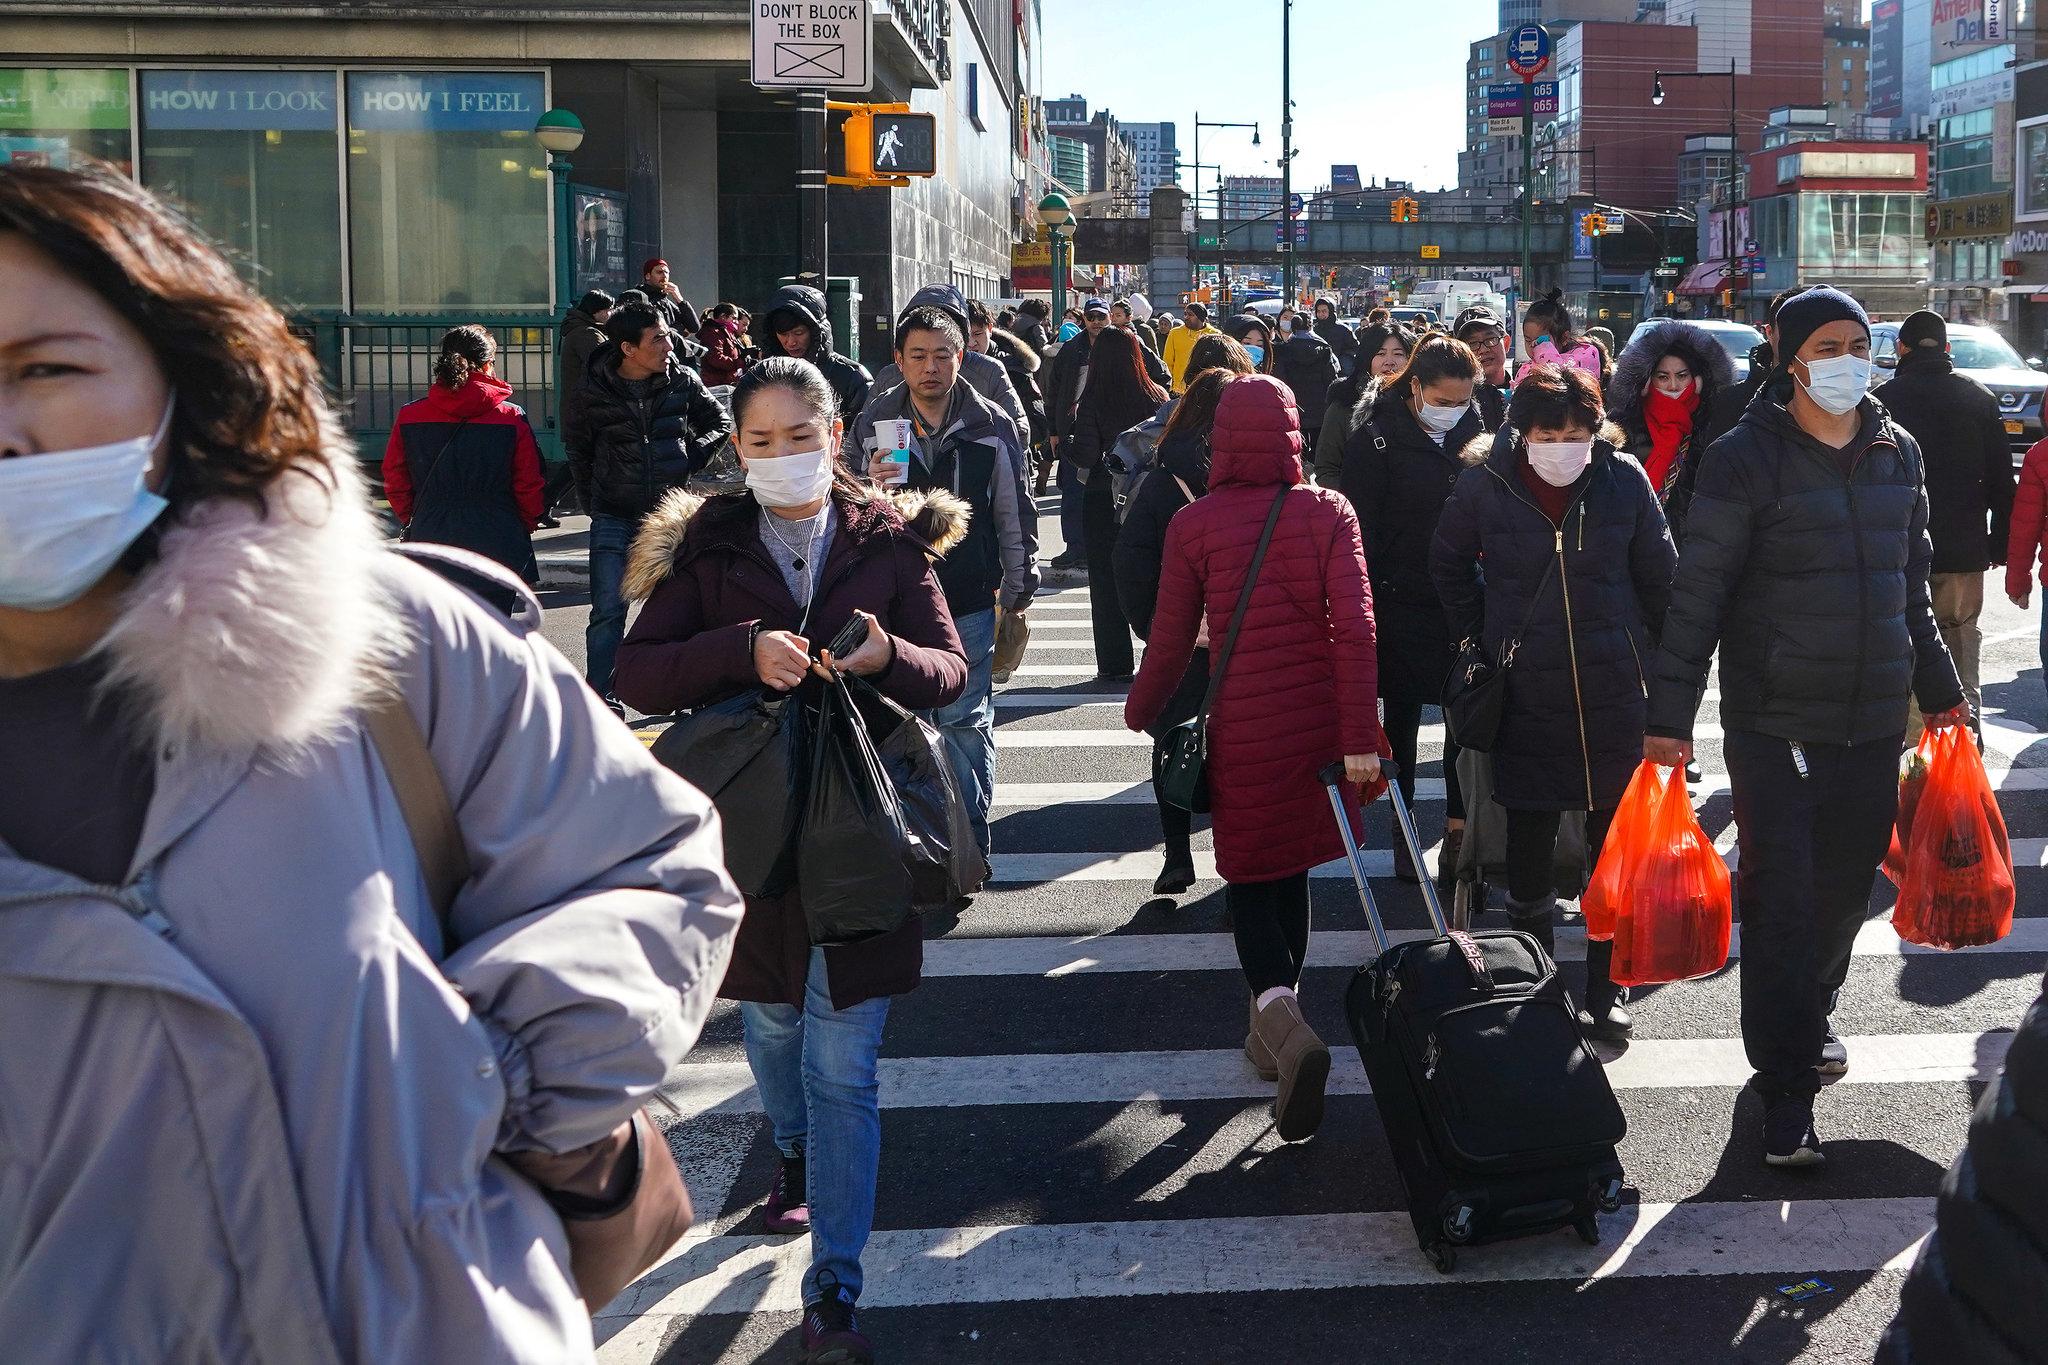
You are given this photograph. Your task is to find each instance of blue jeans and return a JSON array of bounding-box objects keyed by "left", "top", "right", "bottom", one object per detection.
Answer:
[
  {"left": 926, "top": 605, "right": 996, "bottom": 856},
  {"left": 585, "top": 512, "right": 634, "bottom": 699},
  {"left": 739, "top": 949, "right": 892, "bottom": 1305}
]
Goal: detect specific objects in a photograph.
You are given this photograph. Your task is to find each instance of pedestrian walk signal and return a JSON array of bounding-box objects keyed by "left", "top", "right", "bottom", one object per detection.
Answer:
[
  {"left": 1391, "top": 196, "right": 1420, "bottom": 223},
  {"left": 828, "top": 102, "right": 937, "bottom": 187}
]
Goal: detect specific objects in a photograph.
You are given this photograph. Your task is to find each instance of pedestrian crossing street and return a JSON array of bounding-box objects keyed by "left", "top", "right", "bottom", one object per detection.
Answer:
[{"left": 605, "top": 572, "right": 2048, "bottom": 1363}]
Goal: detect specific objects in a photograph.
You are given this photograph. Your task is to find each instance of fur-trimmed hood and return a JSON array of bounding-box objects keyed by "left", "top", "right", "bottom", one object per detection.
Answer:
[
  {"left": 989, "top": 328, "right": 1042, "bottom": 373},
  {"left": 95, "top": 450, "right": 409, "bottom": 758},
  {"left": 623, "top": 483, "right": 972, "bottom": 602},
  {"left": 1458, "top": 420, "right": 1629, "bottom": 469},
  {"left": 1606, "top": 319, "right": 1738, "bottom": 431}
]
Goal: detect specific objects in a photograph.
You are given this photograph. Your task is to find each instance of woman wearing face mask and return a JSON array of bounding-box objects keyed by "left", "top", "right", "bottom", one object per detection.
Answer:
[
  {"left": 1607, "top": 319, "right": 1738, "bottom": 541},
  {"left": 1430, "top": 364, "right": 1677, "bottom": 1042},
  {"left": 0, "top": 166, "right": 744, "bottom": 1361},
  {"left": 1337, "top": 334, "right": 1485, "bottom": 890},
  {"left": 1312, "top": 320, "right": 1414, "bottom": 485},
  {"left": 1516, "top": 289, "right": 1606, "bottom": 390},
  {"left": 613, "top": 356, "right": 967, "bottom": 1364}
]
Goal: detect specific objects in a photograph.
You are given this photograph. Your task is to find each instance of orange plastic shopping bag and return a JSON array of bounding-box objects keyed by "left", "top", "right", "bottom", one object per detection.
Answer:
[
  {"left": 1891, "top": 726, "right": 2014, "bottom": 950},
  {"left": 1581, "top": 760, "right": 1665, "bottom": 942},
  {"left": 1608, "top": 766, "right": 1732, "bottom": 987}
]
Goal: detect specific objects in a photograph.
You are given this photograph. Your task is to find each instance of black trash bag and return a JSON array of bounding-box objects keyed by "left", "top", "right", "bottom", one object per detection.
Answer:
[
  {"left": 649, "top": 689, "right": 805, "bottom": 897},
  {"left": 800, "top": 675, "right": 917, "bottom": 944},
  {"left": 848, "top": 675, "right": 986, "bottom": 905}
]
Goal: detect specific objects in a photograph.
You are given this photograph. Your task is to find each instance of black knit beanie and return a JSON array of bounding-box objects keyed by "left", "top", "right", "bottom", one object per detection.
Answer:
[{"left": 1772, "top": 286, "right": 1870, "bottom": 366}]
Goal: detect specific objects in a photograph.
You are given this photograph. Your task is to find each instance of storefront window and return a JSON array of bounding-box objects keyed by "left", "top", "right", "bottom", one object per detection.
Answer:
[
  {"left": 345, "top": 71, "right": 548, "bottom": 312},
  {"left": 0, "top": 68, "right": 131, "bottom": 172},
  {"left": 2023, "top": 123, "right": 2048, "bottom": 218},
  {"left": 140, "top": 70, "right": 342, "bottom": 309},
  {"left": 1799, "top": 192, "right": 1924, "bottom": 276},
  {"left": 1936, "top": 109, "right": 1996, "bottom": 200}
]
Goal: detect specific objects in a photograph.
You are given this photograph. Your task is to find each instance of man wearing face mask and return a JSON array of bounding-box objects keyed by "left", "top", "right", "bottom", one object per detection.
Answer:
[{"left": 1645, "top": 286, "right": 1966, "bottom": 1169}]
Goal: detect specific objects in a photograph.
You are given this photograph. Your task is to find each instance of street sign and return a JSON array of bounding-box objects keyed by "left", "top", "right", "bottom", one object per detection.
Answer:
[
  {"left": 1661, "top": 255, "right": 1687, "bottom": 266},
  {"left": 1197, "top": 234, "right": 1220, "bottom": 248},
  {"left": 1506, "top": 23, "right": 1552, "bottom": 79},
  {"left": 1420, "top": 244, "right": 1441, "bottom": 259},
  {"left": 1487, "top": 83, "right": 1526, "bottom": 118},
  {"left": 751, "top": 0, "right": 874, "bottom": 91},
  {"left": 1532, "top": 80, "right": 1558, "bottom": 116},
  {"left": 869, "top": 111, "right": 935, "bottom": 174},
  {"left": 1744, "top": 237, "right": 1759, "bottom": 255},
  {"left": 1289, "top": 192, "right": 1304, "bottom": 214},
  {"left": 1747, "top": 254, "right": 1767, "bottom": 271},
  {"left": 1295, "top": 220, "right": 1309, "bottom": 243}
]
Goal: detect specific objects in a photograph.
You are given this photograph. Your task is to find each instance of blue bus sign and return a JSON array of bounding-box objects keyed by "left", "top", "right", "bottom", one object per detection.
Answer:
[{"left": 1506, "top": 23, "right": 1552, "bottom": 79}]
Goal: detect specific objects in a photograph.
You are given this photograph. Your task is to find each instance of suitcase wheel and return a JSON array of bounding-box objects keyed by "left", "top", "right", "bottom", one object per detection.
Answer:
[
  {"left": 1596, "top": 1177, "right": 1624, "bottom": 1213},
  {"left": 1442, "top": 1205, "right": 1476, "bottom": 1246},
  {"left": 1574, "top": 1215, "right": 1602, "bottom": 1246},
  {"left": 1427, "top": 1242, "right": 1458, "bottom": 1274}
]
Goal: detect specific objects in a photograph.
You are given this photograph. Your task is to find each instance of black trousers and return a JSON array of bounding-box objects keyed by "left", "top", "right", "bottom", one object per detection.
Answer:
[
  {"left": 1725, "top": 728, "right": 1900, "bottom": 1099},
  {"left": 1228, "top": 872, "right": 1312, "bottom": 994},
  {"left": 1383, "top": 697, "right": 1465, "bottom": 821},
  {"left": 1082, "top": 470, "right": 1134, "bottom": 677},
  {"left": 1505, "top": 806, "right": 1613, "bottom": 905}
]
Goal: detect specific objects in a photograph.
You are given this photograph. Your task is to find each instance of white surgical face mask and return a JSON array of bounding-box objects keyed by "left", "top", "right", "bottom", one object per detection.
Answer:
[
  {"left": 1419, "top": 401, "right": 1469, "bottom": 437},
  {"left": 1526, "top": 439, "right": 1593, "bottom": 487},
  {"left": 1794, "top": 352, "right": 1871, "bottom": 415},
  {"left": 745, "top": 445, "right": 836, "bottom": 509},
  {"left": 0, "top": 400, "right": 174, "bottom": 612}
]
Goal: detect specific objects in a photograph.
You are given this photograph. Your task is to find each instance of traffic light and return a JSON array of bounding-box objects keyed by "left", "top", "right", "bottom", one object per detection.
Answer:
[
  {"left": 827, "top": 103, "right": 937, "bottom": 188},
  {"left": 1580, "top": 211, "right": 1608, "bottom": 237},
  {"left": 1391, "top": 195, "right": 1419, "bottom": 223},
  {"left": 1325, "top": 268, "right": 1339, "bottom": 288}
]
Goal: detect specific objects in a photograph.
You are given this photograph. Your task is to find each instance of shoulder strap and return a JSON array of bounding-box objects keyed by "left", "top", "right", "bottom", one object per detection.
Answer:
[
  {"left": 363, "top": 691, "right": 472, "bottom": 938},
  {"left": 1498, "top": 548, "right": 1561, "bottom": 666},
  {"left": 1197, "top": 486, "right": 1291, "bottom": 724}
]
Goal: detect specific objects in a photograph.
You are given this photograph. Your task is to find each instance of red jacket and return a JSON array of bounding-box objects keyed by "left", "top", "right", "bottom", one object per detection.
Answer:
[
  {"left": 2008, "top": 436, "right": 2048, "bottom": 600},
  {"left": 381, "top": 373, "right": 545, "bottom": 575},
  {"left": 1126, "top": 374, "right": 1385, "bottom": 882},
  {"left": 697, "top": 318, "right": 745, "bottom": 388}
]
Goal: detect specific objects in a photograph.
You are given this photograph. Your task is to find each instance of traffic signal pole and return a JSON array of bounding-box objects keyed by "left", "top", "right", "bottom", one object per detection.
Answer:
[
  {"left": 1280, "top": 0, "right": 1294, "bottom": 301},
  {"left": 799, "top": 90, "right": 827, "bottom": 287},
  {"left": 1519, "top": 85, "right": 1532, "bottom": 307}
]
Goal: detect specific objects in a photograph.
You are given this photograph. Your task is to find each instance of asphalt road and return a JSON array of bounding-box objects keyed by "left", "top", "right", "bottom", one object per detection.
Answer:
[{"left": 536, "top": 500, "right": 2048, "bottom": 1365}]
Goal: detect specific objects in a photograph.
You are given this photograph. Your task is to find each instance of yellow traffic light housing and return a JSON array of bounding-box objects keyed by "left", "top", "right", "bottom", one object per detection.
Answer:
[
  {"left": 1390, "top": 195, "right": 1420, "bottom": 223},
  {"left": 1581, "top": 211, "right": 1608, "bottom": 237}
]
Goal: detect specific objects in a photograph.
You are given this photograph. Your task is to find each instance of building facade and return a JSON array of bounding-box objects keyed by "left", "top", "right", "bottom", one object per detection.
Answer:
[
  {"left": 1745, "top": 139, "right": 1929, "bottom": 316},
  {"left": 1924, "top": 1, "right": 2038, "bottom": 321},
  {"left": 1045, "top": 96, "right": 1139, "bottom": 214},
  {"left": 1823, "top": 0, "right": 1871, "bottom": 126},
  {"left": 1121, "top": 120, "right": 1180, "bottom": 194},
  {"left": 1218, "top": 173, "right": 1283, "bottom": 218}
]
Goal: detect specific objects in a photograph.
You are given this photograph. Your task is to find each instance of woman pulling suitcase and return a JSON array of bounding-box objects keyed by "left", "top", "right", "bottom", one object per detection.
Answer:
[{"left": 1427, "top": 364, "right": 1677, "bottom": 1041}]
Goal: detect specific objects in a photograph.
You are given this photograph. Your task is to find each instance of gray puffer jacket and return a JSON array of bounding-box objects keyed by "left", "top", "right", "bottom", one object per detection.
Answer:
[{"left": 0, "top": 460, "right": 741, "bottom": 1362}]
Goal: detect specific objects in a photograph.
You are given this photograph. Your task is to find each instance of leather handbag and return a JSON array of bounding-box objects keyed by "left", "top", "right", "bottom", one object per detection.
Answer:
[
  {"left": 364, "top": 692, "right": 693, "bottom": 1312},
  {"left": 1157, "top": 486, "right": 1291, "bottom": 813},
  {"left": 1443, "top": 554, "right": 1558, "bottom": 754}
]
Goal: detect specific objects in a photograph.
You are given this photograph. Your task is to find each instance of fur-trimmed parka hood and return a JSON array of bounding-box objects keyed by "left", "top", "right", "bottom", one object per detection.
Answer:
[
  {"left": 1458, "top": 420, "right": 1629, "bottom": 469},
  {"left": 1607, "top": 319, "right": 1738, "bottom": 431},
  {"left": 94, "top": 450, "right": 409, "bottom": 758},
  {"left": 622, "top": 483, "right": 971, "bottom": 601},
  {"left": 990, "top": 328, "right": 1042, "bottom": 373}
]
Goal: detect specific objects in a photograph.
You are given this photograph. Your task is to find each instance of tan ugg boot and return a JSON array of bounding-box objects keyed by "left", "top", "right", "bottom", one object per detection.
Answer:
[
  {"left": 1245, "top": 996, "right": 1279, "bottom": 1081},
  {"left": 1254, "top": 993, "right": 1331, "bottom": 1142}
]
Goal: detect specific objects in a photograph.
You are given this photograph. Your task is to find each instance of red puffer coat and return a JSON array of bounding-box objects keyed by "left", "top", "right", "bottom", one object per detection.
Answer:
[{"left": 1126, "top": 374, "right": 1384, "bottom": 882}]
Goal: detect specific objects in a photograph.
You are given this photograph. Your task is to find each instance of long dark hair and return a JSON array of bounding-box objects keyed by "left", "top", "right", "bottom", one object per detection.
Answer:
[
  {"left": 1160, "top": 366, "right": 1236, "bottom": 445},
  {"left": 1526, "top": 288, "right": 1576, "bottom": 348},
  {"left": 1185, "top": 333, "right": 1255, "bottom": 381},
  {"left": 1085, "top": 327, "right": 1168, "bottom": 417},
  {"left": 1356, "top": 322, "right": 1416, "bottom": 372}
]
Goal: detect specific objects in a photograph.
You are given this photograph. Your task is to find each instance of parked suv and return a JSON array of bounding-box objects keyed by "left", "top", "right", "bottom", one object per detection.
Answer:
[{"left": 1871, "top": 321, "right": 2048, "bottom": 456}]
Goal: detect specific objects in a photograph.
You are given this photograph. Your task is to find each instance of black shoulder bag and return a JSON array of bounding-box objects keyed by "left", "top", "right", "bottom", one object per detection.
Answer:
[
  {"left": 1155, "top": 486, "right": 1291, "bottom": 813},
  {"left": 1443, "top": 553, "right": 1559, "bottom": 754}
]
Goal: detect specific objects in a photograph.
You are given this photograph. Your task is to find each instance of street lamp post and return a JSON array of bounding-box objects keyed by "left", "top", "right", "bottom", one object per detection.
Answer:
[
  {"left": 1038, "top": 192, "right": 1074, "bottom": 329},
  {"left": 1281, "top": 0, "right": 1294, "bottom": 301},
  {"left": 1653, "top": 64, "right": 1740, "bottom": 316},
  {"left": 1193, "top": 115, "right": 1258, "bottom": 299},
  {"left": 535, "top": 106, "right": 584, "bottom": 452}
]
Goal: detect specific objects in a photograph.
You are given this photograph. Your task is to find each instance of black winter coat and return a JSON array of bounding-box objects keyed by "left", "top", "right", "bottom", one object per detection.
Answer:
[
  {"left": 1340, "top": 386, "right": 1487, "bottom": 702},
  {"left": 1431, "top": 431, "right": 1677, "bottom": 811},
  {"left": 1881, "top": 979, "right": 2048, "bottom": 1365},
  {"left": 761, "top": 284, "right": 872, "bottom": 424},
  {"left": 1275, "top": 333, "right": 1340, "bottom": 430},
  {"left": 1046, "top": 330, "right": 1092, "bottom": 446},
  {"left": 1873, "top": 348, "right": 2016, "bottom": 573},
  {"left": 1646, "top": 398, "right": 1963, "bottom": 747},
  {"left": 558, "top": 306, "right": 609, "bottom": 450},
  {"left": 569, "top": 348, "right": 733, "bottom": 521},
  {"left": 1069, "top": 382, "right": 1169, "bottom": 477},
  {"left": 1112, "top": 428, "right": 1212, "bottom": 733},
  {"left": 1313, "top": 316, "right": 1358, "bottom": 370}
]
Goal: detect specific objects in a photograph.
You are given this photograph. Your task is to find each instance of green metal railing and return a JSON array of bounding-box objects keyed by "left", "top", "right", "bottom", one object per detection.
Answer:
[{"left": 289, "top": 313, "right": 564, "bottom": 485}]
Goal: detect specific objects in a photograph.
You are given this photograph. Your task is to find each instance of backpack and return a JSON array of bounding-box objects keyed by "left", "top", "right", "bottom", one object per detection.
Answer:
[{"left": 1109, "top": 398, "right": 1180, "bottom": 523}]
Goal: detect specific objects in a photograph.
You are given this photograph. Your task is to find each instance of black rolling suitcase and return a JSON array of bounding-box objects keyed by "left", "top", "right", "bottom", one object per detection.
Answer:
[{"left": 1320, "top": 761, "right": 1626, "bottom": 1273}]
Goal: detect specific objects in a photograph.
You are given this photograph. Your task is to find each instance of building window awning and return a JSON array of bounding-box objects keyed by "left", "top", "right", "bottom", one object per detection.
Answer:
[{"left": 1678, "top": 261, "right": 1735, "bottom": 295}]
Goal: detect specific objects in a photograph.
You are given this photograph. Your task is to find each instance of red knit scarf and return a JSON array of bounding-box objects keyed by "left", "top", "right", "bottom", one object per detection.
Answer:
[{"left": 1641, "top": 382, "right": 1700, "bottom": 496}]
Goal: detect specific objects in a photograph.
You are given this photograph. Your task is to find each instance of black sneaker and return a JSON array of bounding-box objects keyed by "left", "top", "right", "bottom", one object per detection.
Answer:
[
  {"left": 1763, "top": 1097, "right": 1825, "bottom": 1168},
  {"left": 802, "top": 1275, "right": 873, "bottom": 1364},
  {"left": 1819, "top": 1026, "right": 1849, "bottom": 1077}
]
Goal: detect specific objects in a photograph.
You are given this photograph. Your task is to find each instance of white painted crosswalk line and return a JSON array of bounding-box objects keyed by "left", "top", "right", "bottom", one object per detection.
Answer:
[
  {"left": 598, "top": 1197, "right": 1933, "bottom": 1333},
  {"left": 659, "top": 1031, "right": 2012, "bottom": 1119}
]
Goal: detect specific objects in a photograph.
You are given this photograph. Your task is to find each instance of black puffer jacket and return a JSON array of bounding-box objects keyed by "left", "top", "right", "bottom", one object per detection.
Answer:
[
  {"left": 1275, "top": 331, "right": 1340, "bottom": 431},
  {"left": 1646, "top": 397, "right": 1963, "bottom": 746},
  {"left": 1431, "top": 429, "right": 1677, "bottom": 811},
  {"left": 760, "top": 283, "right": 873, "bottom": 424},
  {"left": 1881, "top": 979, "right": 2048, "bottom": 1365},
  {"left": 1112, "top": 427, "right": 1212, "bottom": 733},
  {"left": 1312, "top": 312, "right": 1358, "bottom": 370},
  {"left": 1607, "top": 319, "right": 1742, "bottom": 537},
  {"left": 569, "top": 347, "right": 733, "bottom": 521},
  {"left": 1874, "top": 347, "right": 2016, "bottom": 573},
  {"left": 1312, "top": 371, "right": 1377, "bottom": 486},
  {"left": 1339, "top": 383, "right": 1486, "bottom": 702}
]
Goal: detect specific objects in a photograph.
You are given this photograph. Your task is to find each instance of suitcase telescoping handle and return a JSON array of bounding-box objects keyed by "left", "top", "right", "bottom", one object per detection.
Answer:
[{"left": 1317, "top": 760, "right": 1452, "bottom": 950}]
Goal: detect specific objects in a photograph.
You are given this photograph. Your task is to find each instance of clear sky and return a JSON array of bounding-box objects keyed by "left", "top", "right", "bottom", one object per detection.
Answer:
[{"left": 1040, "top": 0, "right": 1499, "bottom": 197}]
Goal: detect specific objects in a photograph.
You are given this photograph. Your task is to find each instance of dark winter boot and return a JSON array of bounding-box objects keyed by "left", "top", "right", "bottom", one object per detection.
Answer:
[
  {"left": 1154, "top": 804, "right": 1196, "bottom": 896},
  {"left": 1580, "top": 938, "right": 1635, "bottom": 1043},
  {"left": 1506, "top": 894, "right": 1557, "bottom": 959}
]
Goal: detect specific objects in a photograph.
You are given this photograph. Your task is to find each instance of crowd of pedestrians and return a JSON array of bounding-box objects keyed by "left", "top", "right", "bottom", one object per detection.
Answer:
[{"left": 2, "top": 158, "right": 2040, "bottom": 1365}]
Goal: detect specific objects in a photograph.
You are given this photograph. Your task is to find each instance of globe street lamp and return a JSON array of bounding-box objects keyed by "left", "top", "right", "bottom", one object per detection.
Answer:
[
  {"left": 1038, "top": 192, "right": 1074, "bottom": 327},
  {"left": 535, "top": 107, "right": 584, "bottom": 455}
]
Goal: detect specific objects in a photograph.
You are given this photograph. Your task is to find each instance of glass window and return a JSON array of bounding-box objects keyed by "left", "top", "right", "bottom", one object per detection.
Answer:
[
  {"left": 345, "top": 71, "right": 548, "bottom": 312},
  {"left": 139, "top": 70, "right": 342, "bottom": 309},
  {"left": 1932, "top": 45, "right": 2014, "bottom": 89},
  {"left": 2023, "top": 123, "right": 2048, "bottom": 217},
  {"left": 0, "top": 68, "right": 131, "bottom": 172}
]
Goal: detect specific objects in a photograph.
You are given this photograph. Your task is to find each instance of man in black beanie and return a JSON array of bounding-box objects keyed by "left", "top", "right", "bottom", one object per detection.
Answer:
[
  {"left": 1875, "top": 309, "right": 2015, "bottom": 747},
  {"left": 1646, "top": 285, "right": 1965, "bottom": 1168}
]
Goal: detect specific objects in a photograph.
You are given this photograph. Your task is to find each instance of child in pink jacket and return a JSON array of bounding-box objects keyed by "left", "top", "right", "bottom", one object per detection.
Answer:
[{"left": 1515, "top": 289, "right": 1607, "bottom": 390}]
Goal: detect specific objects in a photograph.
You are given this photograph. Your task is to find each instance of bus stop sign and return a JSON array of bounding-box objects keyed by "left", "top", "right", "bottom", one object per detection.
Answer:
[{"left": 1506, "top": 24, "right": 1552, "bottom": 79}]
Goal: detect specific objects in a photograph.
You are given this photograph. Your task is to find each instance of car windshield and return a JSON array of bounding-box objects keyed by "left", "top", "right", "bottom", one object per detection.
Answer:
[
  {"left": 1702, "top": 324, "right": 1764, "bottom": 362},
  {"left": 1949, "top": 330, "right": 2026, "bottom": 371}
]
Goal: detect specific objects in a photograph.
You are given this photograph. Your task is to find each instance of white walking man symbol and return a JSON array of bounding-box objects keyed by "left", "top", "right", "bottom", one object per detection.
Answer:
[{"left": 876, "top": 124, "right": 903, "bottom": 168}]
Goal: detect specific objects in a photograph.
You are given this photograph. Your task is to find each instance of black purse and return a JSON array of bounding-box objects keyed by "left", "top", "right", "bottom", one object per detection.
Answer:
[
  {"left": 1157, "top": 486, "right": 1291, "bottom": 812},
  {"left": 1443, "top": 554, "right": 1558, "bottom": 753},
  {"left": 649, "top": 690, "right": 807, "bottom": 896}
]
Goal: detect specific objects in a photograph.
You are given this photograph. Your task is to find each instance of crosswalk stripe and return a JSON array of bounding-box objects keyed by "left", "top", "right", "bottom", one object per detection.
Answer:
[
  {"left": 658, "top": 1030, "right": 2008, "bottom": 1118},
  {"left": 995, "top": 693, "right": 1124, "bottom": 708},
  {"left": 599, "top": 1196, "right": 1932, "bottom": 1326},
  {"left": 920, "top": 916, "right": 2048, "bottom": 976}
]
